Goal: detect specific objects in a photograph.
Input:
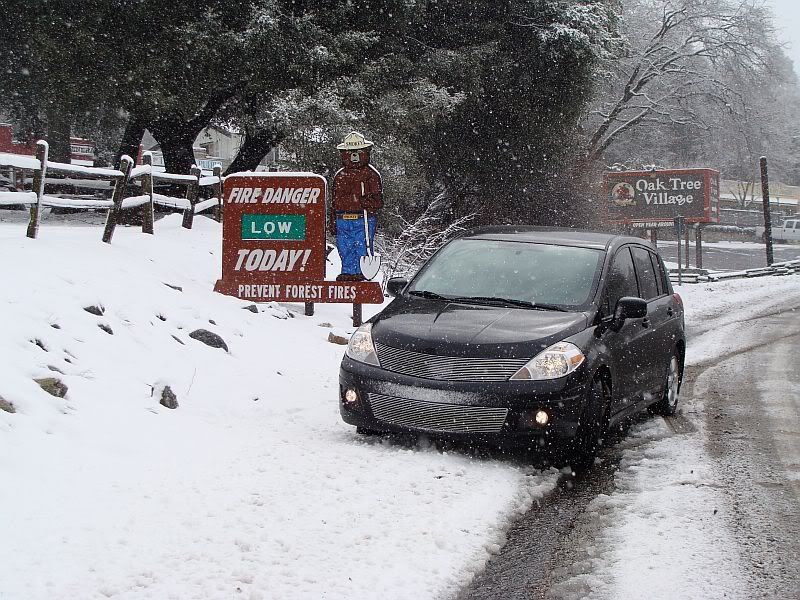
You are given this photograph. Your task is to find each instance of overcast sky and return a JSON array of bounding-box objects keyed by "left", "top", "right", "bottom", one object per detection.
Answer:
[{"left": 769, "top": 0, "right": 800, "bottom": 76}]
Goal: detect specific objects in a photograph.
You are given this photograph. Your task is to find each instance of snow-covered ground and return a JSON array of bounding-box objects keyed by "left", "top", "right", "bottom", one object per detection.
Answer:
[
  {"left": 0, "top": 216, "right": 557, "bottom": 600},
  {"left": 1, "top": 215, "right": 798, "bottom": 599}
]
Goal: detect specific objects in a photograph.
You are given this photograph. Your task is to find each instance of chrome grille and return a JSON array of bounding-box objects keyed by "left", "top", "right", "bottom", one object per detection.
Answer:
[
  {"left": 375, "top": 343, "right": 528, "bottom": 381},
  {"left": 368, "top": 393, "right": 509, "bottom": 433}
]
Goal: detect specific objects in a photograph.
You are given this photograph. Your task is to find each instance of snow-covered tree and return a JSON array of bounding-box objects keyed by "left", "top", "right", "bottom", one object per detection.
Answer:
[
  {"left": 584, "top": 0, "right": 786, "bottom": 167},
  {"left": 412, "top": 0, "right": 620, "bottom": 225},
  {"left": 376, "top": 193, "right": 474, "bottom": 289}
]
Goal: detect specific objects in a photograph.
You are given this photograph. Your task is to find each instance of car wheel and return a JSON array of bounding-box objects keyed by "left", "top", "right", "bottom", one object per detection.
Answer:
[
  {"left": 651, "top": 351, "right": 681, "bottom": 416},
  {"left": 567, "top": 373, "right": 611, "bottom": 468}
]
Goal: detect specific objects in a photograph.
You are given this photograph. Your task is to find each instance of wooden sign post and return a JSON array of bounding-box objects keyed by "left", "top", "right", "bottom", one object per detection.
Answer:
[{"left": 214, "top": 173, "right": 383, "bottom": 325}]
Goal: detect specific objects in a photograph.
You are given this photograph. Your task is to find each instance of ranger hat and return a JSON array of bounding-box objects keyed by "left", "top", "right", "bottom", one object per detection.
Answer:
[{"left": 337, "top": 131, "right": 374, "bottom": 150}]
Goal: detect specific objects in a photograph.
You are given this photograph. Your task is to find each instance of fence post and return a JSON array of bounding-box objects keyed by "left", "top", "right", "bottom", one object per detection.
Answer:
[
  {"left": 213, "top": 165, "right": 223, "bottom": 221},
  {"left": 182, "top": 165, "right": 202, "bottom": 229},
  {"left": 684, "top": 225, "right": 690, "bottom": 268},
  {"left": 142, "top": 152, "right": 155, "bottom": 235},
  {"left": 26, "top": 141, "right": 49, "bottom": 239},
  {"left": 674, "top": 216, "right": 684, "bottom": 286},
  {"left": 695, "top": 224, "right": 703, "bottom": 269},
  {"left": 102, "top": 155, "right": 134, "bottom": 244}
]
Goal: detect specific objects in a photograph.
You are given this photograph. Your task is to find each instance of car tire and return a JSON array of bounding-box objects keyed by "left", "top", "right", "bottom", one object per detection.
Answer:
[
  {"left": 566, "top": 373, "right": 611, "bottom": 469},
  {"left": 356, "top": 426, "right": 381, "bottom": 436},
  {"left": 651, "top": 351, "right": 682, "bottom": 416}
]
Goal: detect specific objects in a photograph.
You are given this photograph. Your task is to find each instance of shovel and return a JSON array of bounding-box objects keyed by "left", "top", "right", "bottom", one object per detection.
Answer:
[{"left": 359, "top": 207, "right": 381, "bottom": 280}]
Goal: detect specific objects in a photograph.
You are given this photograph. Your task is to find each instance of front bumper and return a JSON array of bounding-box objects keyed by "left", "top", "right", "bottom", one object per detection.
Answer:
[{"left": 339, "top": 355, "right": 589, "bottom": 442}]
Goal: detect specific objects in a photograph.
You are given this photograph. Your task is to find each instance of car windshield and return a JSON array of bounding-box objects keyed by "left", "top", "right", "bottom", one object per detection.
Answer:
[{"left": 408, "top": 238, "right": 604, "bottom": 309}]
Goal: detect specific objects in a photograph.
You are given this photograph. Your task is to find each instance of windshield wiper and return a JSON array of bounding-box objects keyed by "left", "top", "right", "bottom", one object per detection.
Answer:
[
  {"left": 452, "top": 296, "right": 568, "bottom": 311},
  {"left": 408, "top": 290, "right": 450, "bottom": 301}
]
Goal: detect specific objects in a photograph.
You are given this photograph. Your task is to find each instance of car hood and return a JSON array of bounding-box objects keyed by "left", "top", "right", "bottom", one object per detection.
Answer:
[{"left": 372, "top": 297, "right": 590, "bottom": 359}]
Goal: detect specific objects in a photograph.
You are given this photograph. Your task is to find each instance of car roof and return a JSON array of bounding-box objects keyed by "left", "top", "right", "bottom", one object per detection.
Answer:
[{"left": 459, "top": 225, "right": 651, "bottom": 252}]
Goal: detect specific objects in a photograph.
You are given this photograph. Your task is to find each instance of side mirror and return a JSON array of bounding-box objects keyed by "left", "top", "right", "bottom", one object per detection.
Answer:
[
  {"left": 613, "top": 296, "right": 647, "bottom": 327},
  {"left": 386, "top": 277, "right": 409, "bottom": 297}
]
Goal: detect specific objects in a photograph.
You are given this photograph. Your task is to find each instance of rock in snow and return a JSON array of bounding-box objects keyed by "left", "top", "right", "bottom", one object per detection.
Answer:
[
  {"left": 0, "top": 396, "right": 15, "bottom": 413},
  {"left": 34, "top": 377, "right": 68, "bottom": 398},
  {"left": 188, "top": 328, "right": 229, "bottom": 352},
  {"left": 159, "top": 385, "right": 179, "bottom": 409},
  {"left": 327, "top": 332, "right": 349, "bottom": 345}
]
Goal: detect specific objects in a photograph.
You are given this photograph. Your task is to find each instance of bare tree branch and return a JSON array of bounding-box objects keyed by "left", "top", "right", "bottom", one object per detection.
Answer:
[{"left": 584, "top": 0, "right": 778, "bottom": 162}]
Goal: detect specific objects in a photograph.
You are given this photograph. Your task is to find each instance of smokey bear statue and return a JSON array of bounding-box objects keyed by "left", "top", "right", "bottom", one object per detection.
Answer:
[{"left": 329, "top": 131, "right": 383, "bottom": 281}]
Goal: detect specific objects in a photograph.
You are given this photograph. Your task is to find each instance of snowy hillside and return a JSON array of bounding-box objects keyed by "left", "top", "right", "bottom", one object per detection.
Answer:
[{"left": 0, "top": 215, "right": 556, "bottom": 600}]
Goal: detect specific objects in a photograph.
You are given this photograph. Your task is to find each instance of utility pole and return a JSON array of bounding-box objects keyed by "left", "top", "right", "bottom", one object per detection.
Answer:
[{"left": 760, "top": 156, "right": 774, "bottom": 266}]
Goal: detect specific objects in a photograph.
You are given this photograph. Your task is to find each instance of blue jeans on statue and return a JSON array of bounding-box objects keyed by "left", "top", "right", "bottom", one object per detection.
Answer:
[{"left": 336, "top": 214, "right": 377, "bottom": 276}]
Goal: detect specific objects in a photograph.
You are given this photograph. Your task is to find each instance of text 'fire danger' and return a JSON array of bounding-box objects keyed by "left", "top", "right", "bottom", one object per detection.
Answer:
[{"left": 227, "top": 187, "right": 321, "bottom": 204}]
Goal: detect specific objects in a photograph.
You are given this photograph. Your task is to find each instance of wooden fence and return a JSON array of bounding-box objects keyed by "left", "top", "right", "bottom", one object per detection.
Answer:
[
  {"left": 0, "top": 141, "right": 223, "bottom": 243},
  {"left": 669, "top": 260, "right": 800, "bottom": 284}
]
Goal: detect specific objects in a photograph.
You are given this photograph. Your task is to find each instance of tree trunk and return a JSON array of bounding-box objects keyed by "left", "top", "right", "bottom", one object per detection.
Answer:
[
  {"left": 225, "top": 127, "right": 285, "bottom": 175},
  {"left": 44, "top": 106, "right": 76, "bottom": 214},
  {"left": 159, "top": 140, "right": 196, "bottom": 176},
  {"left": 116, "top": 113, "right": 146, "bottom": 167},
  {"left": 149, "top": 117, "right": 200, "bottom": 175},
  {"left": 45, "top": 105, "right": 71, "bottom": 164},
  {"left": 149, "top": 90, "right": 234, "bottom": 175}
]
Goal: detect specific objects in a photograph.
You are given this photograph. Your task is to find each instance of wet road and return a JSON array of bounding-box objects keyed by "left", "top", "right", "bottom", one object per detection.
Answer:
[
  {"left": 455, "top": 443, "right": 627, "bottom": 600},
  {"left": 693, "top": 310, "right": 800, "bottom": 598},
  {"left": 655, "top": 241, "right": 799, "bottom": 271},
  {"left": 456, "top": 308, "right": 800, "bottom": 599}
]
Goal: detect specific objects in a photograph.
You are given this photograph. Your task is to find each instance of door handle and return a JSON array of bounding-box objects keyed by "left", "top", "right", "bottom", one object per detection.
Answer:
[{"left": 641, "top": 317, "right": 650, "bottom": 328}]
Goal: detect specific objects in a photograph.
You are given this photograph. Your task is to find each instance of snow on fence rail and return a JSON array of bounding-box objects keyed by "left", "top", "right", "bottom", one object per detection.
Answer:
[
  {"left": 669, "top": 260, "right": 800, "bottom": 284},
  {"left": 0, "top": 142, "right": 223, "bottom": 242}
]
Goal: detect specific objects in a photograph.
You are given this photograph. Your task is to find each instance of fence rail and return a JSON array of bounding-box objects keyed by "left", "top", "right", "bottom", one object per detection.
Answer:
[
  {"left": 669, "top": 259, "right": 800, "bottom": 284},
  {"left": 0, "top": 142, "right": 224, "bottom": 243}
]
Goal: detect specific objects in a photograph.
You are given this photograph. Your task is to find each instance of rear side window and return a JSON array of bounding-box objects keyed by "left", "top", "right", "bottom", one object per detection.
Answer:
[
  {"left": 650, "top": 252, "right": 670, "bottom": 295},
  {"left": 603, "top": 247, "right": 638, "bottom": 313},
  {"left": 631, "top": 246, "right": 659, "bottom": 300}
]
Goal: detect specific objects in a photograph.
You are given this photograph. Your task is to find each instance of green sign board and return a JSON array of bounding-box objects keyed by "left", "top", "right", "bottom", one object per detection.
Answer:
[{"left": 241, "top": 214, "right": 306, "bottom": 241}]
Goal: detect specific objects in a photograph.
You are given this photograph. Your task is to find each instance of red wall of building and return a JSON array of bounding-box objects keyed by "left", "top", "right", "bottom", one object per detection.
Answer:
[{"left": 0, "top": 124, "right": 95, "bottom": 164}]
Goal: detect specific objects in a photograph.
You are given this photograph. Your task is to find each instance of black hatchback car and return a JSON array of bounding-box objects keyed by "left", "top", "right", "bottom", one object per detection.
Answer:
[{"left": 339, "top": 227, "right": 685, "bottom": 458}]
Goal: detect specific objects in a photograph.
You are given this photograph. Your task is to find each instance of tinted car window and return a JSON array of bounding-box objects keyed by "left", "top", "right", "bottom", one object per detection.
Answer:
[
  {"left": 408, "top": 239, "right": 604, "bottom": 308},
  {"left": 603, "top": 247, "right": 638, "bottom": 313},
  {"left": 650, "top": 251, "right": 669, "bottom": 295},
  {"left": 631, "top": 246, "right": 659, "bottom": 300}
]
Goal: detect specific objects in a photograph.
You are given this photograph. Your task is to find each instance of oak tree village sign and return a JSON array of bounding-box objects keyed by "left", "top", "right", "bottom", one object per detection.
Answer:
[
  {"left": 604, "top": 168, "right": 720, "bottom": 228},
  {"left": 214, "top": 172, "right": 383, "bottom": 307}
]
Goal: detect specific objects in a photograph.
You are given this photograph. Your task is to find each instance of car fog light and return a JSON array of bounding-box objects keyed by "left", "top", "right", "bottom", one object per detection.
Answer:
[
  {"left": 344, "top": 388, "right": 359, "bottom": 405},
  {"left": 519, "top": 409, "right": 550, "bottom": 429}
]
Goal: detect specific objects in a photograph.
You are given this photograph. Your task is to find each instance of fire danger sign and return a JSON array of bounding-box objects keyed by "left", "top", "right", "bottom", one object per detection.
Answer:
[{"left": 214, "top": 173, "right": 382, "bottom": 304}]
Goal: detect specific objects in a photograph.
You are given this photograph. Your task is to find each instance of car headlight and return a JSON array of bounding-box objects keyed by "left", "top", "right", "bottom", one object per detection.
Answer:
[
  {"left": 510, "top": 341, "right": 585, "bottom": 381},
  {"left": 345, "top": 323, "right": 380, "bottom": 367}
]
